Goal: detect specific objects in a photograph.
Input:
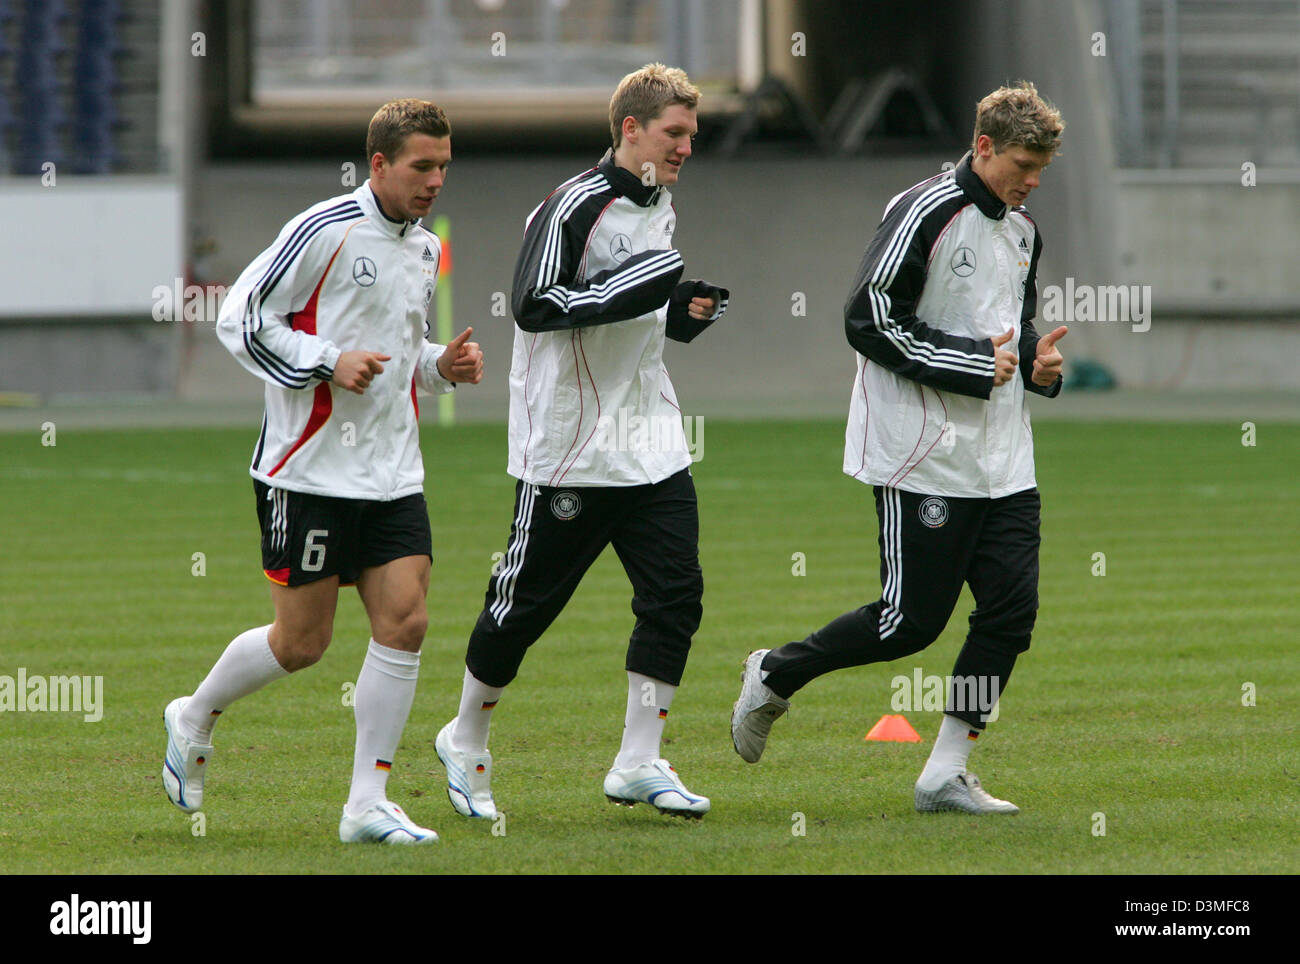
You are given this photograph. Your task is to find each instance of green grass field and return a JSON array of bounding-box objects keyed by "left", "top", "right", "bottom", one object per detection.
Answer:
[{"left": 1, "top": 418, "right": 1296, "bottom": 874}]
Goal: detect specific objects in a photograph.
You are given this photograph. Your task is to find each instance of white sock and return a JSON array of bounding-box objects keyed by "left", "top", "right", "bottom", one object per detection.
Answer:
[
  {"left": 345, "top": 640, "right": 421, "bottom": 816},
  {"left": 614, "top": 671, "right": 676, "bottom": 770},
  {"left": 916, "top": 714, "right": 981, "bottom": 791},
  {"left": 181, "top": 625, "right": 287, "bottom": 743},
  {"left": 451, "top": 667, "right": 504, "bottom": 752}
]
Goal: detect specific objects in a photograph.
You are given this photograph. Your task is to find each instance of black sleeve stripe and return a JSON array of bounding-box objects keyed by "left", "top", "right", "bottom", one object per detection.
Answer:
[
  {"left": 531, "top": 167, "right": 602, "bottom": 283},
  {"left": 251, "top": 200, "right": 362, "bottom": 314},
  {"left": 239, "top": 202, "right": 362, "bottom": 387},
  {"left": 864, "top": 182, "right": 994, "bottom": 374},
  {"left": 245, "top": 329, "right": 312, "bottom": 388},
  {"left": 872, "top": 180, "right": 962, "bottom": 290},
  {"left": 567, "top": 250, "right": 681, "bottom": 305},
  {"left": 251, "top": 413, "right": 268, "bottom": 470},
  {"left": 535, "top": 173, "right": 609, "bottom": 291},
  {"left": 540, "top": 250, "right": 682, "bottom": 311},
  {"left": 882, "top": 330, "right": 991, "bottom": 375},
  {"left": 245, "top": 203, "right": 361, "bottom": 339},
  {"left": 248, "top": 206, "right": 362, "bottom": 334}
]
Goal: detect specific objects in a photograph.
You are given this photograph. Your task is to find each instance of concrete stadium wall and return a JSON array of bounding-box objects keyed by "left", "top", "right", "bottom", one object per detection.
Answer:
[
  {"left": 182, "top": 150, "right": 1300, "bottom": 430},
  {"left": 182, "top": 154, "right": 988, "bottom": 422},
  {"left": 24, "top": 148, "right": 1298, "bottom": 416}
]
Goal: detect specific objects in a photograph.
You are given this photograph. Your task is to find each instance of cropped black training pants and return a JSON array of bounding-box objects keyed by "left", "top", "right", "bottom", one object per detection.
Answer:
[
  {"left": 466, "top": 468, "right": 703, "bottom": 688},
  {"left": 760, "top": 485, "right": 1042, "bottom": 728}
]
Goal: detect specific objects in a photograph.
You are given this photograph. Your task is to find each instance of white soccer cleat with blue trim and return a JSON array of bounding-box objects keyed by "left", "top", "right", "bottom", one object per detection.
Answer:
[
  {"left": 435, "top": 719, "right": 498, "bottom": 819},
  {"left": 338, "top": 801, "right": 439, "bottom": 844},
  {"left": 603, "top": 759, "right": 710, "bottom": 818},
  {"left": 914, "top": 772, "right": 1019, "bottom": 815},
  {"left": 162, "top": 697, "right": 213, "bottom": 813}
]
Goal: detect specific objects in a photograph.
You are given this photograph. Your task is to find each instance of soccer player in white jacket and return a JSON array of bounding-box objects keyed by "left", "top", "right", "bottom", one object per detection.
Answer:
[
  {"left": 161, "top": 99, "right": 483, "bottom": 844},
  {"left": 732, "top": 82, "right": 1068, "bottom": 815},
  {"left": 434, "top": 64, "right": 728, "bottom": 820}
]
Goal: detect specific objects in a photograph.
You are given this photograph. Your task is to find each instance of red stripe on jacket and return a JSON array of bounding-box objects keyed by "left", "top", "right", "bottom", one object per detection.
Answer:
[{"left": 266, "top": 242, "right": 343, "bottom": 477}]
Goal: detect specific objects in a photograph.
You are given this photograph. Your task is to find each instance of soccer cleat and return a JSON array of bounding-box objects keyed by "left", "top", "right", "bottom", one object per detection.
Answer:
[
  {"left": 339, "top": 801, "right": 439, "bottom": 844},
  {"left": 162, "top": 697, "right": 213, "bottom": 813},
  {"left": 435, "top": 719, "right": 497, "bottom": 819},
  {"left": 603, "top": 759, "right": 710, "bottom": 818},
  {"left": 914, "top": 772, "right": 1020, "bottom": 815},
  {"left": 730, "top": 649, "right": 790, "bottom": 763}
]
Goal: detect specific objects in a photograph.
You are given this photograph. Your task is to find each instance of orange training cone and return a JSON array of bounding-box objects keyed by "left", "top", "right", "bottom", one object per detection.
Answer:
[{"left": 864, "top": 714, "right": 922, "bottom": 742}]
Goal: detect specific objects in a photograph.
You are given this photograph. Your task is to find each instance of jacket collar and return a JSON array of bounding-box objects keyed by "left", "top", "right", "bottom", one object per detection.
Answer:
[
  {"left": 358, "top": 180, "right": 419, "bottom": 237},
  {"left": 955, "top": 152, "right": 1008, "bottom": 220},
  {"left": 598, "top": 149, "right": 664, "bottom": 207}
]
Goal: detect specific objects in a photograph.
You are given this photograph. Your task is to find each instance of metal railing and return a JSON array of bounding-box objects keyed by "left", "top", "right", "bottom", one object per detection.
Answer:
[{"left": 1107, "top": 0, "right": 1300, "bottom": 167}]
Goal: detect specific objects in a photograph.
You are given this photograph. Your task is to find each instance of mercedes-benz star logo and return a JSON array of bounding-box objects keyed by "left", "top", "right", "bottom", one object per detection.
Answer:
[
  {"left": 352, "top": 256, "right": 377, "bottom": 287},
  {"left": 950, "top": 246, "right": 976, "bottom": 277},
  {"left": 610, "top": 233, "right": 632, "bottom": 263}
]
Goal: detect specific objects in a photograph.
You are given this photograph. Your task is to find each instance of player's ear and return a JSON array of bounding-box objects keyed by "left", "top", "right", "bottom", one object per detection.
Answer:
[
  {"left": 369, "top": 152, "right": 387, "bottom": 180},
  {"left": 621, "top": 115, "right": 639, "bottom": 145}
]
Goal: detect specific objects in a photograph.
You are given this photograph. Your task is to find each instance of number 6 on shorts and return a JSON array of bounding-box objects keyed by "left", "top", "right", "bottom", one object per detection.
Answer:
[{"left": 302, "top": 529, "right": 329, "bottom": 572}]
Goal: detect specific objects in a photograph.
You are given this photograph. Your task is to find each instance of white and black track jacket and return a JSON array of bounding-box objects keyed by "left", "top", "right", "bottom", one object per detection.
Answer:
[
  {"left": 843, "top": 153, "right": 1061, "bottom": 499},
  {"left": 216, "top": 181, "right": 455, "bottom": 501},
  {"left": 506, "top": 151, "right": 727, "bottom": 486}
]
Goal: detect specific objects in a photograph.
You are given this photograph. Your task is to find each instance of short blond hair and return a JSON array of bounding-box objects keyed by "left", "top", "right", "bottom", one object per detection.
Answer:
[
  {"left": 972, "top": 81, "right": 1064, "bottom": 155},
  {"left": 609, "top": 63, "right": 700, "bottom": 148},
  {"left": 366, "top": 98, "right": 450, "bottom": 163}
]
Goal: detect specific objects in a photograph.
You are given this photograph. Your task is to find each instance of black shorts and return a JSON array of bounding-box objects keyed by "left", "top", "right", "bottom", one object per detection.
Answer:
[{"left": 253, "top": 480, "right": 432, "bottom": 587}]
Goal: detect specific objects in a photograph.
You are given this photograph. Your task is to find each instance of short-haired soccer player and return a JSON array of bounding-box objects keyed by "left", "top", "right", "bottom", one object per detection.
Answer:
[
  {"left": 732, "top": 82, "right": 1068, "bottom": 815},
  {"left": 434, "top": 64, "right": 729, "bottom": 820},
  {"left": 161, "top": 99, "right": 483, "bottom": 843}
]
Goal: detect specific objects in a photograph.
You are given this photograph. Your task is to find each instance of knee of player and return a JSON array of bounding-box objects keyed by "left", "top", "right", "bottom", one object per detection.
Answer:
[
  {"left": 382, "top": 605, "right": 428, "bottom": 649},
  {"left": 648, "top": 596, "right": 702, "bottom": 638},
  {"left": 971, "top": 602, "right": 1039, "bottom": 643},
  {"left": 274, "top": 630, "right": 332, "bottom": 672},
  {"left": 967, "top": 628, "right": 1034, "bottom": 657},
  {"left": 402, "top": 607, "right": 429, "bottom": 645},
  {"left": 893, "top": 611, "right": 947, "bottom": 649},
  {"left": 280, "top": 641, "right": 330, "bottom": 670},
  {"left": 1003, "top": 583, "right": 1040, "bottom": 619},
  {"left": 675, "top": 571, "right": 705, "bottom": 616}
]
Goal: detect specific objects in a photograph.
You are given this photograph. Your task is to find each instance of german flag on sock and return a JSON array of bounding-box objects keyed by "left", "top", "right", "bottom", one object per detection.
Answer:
[
  {"left": 375, "top": 759, "right": 392, "bottom": 771},
  {"left": 481, "top": 699, "right": 498, "bottom": 710},
  {"left": 658, "top": 708, "right": 668, "bottom": 719}
]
